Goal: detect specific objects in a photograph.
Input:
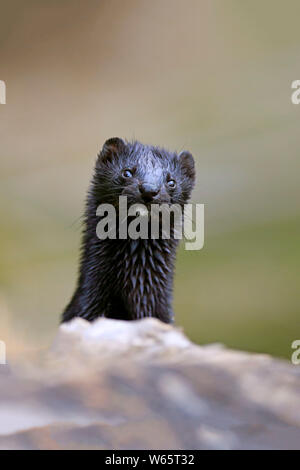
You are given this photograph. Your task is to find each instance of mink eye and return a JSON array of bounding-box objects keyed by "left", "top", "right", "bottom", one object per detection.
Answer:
[
  {"left": 122, "top": 169, "right": 133, "bottom": 178},
  {"left": 167, "top": 179, "right": 176, "bottom": 189}
]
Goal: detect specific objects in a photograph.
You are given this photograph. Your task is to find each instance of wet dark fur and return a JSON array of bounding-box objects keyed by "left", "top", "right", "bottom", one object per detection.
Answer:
[{"left": 62, "top": 138, "right": 195, "bottom": 323}]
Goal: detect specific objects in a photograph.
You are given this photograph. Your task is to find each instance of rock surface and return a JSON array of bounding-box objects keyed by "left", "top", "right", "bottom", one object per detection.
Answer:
[{"left": 0, "top": 318, "right": 299, "bottom": 450}]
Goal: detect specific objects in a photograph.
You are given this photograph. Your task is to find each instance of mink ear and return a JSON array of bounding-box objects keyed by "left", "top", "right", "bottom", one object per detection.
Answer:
[
  {"left": 99, "top": 137, "right": 126, "bottom": 163},
  {"left": 179, "top": 151, "right": 195, "bottom": 181}
]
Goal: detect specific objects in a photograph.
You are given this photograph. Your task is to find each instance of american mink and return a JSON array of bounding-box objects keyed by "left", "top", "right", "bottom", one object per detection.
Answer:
[{"left": 62, "top": 138, "right": 195, "bottom": 324}]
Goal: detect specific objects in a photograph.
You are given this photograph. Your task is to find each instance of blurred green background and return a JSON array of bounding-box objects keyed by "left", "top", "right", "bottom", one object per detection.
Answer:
[{"left": 0, "top": 0, "right": 299, "bottom": 358}]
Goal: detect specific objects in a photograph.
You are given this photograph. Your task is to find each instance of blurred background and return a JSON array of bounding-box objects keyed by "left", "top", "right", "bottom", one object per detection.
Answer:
[{"left": 0, "top": 0, "right": 299, "bottom": 359}]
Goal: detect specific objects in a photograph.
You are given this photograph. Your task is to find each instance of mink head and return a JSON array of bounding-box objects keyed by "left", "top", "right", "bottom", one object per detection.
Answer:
[{"left": 93, "top": 137, "right": 195, "bottom": 207}]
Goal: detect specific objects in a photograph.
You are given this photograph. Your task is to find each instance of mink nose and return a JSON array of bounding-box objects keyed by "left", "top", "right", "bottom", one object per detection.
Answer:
[{"left": 139, "top": 183, "right": 159, "bottom": 201}]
